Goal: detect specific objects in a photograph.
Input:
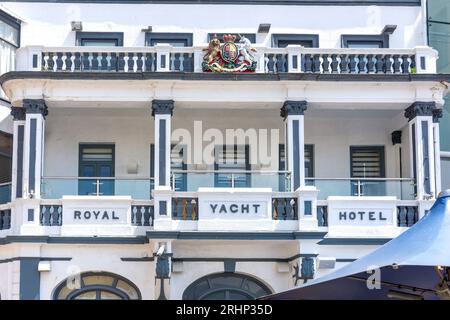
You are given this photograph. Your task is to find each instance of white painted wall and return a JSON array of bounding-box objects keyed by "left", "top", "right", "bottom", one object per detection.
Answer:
[
  {"left": 0, "top": 103, "right": 12, "bottom": 134},
  {"left": 0, "top": 3, "right": 426, "bottom": 49}
]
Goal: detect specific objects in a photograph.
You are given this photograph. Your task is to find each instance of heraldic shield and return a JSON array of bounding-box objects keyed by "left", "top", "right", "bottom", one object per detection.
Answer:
[{"left": 202, "top": 34, "right": 257, "bottom": 73}]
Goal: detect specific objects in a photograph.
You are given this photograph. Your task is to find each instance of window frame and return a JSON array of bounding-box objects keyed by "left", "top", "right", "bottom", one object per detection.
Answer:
[
  {"left": 145, "top": 32, "right": 193, "bottom": 47},
  {"left": 272, "top": 34, "right": 319, "bottom": 48},
  {"left": 341, "top": 34, "right": 389, "bottom": 48},
  {"left": 207, "top": 33, "right": 256, "bottom": 43},
  {"left": 349, "top": 145, "right": 386, "bottom": 178},
  {"left": 0, "top": 10, "right": 20, "bottom": 48},
  {"left": 75, "top": 32, "right": 124, "bottom": 46}
]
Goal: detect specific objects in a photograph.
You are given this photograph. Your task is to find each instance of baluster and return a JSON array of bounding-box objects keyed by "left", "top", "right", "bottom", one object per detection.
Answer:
[
  {"left": 42, "top": 52, "right": 48, "bottom": 71},
  {"left": 4, "top": 210, "right": 10, "bottom": 229},
  {"left": 81, "top": 53, "right": 90, "bottom": 71},
  {"left": 191, "top": 199, "right": 197, "bottom": 220},
  {"left": 179, "top": 54, "right": 185, "bottom": 72},
  {"left": 137, "top": 206, "right": 143, "bottom": 226},
  {"left": 410, "top": 55, "right": 416, "bottom": 73},
  {"left": 398, "top": 206, "right": 407, "bottom": 227},
  {"left": 366, "top": 54, "right": 375, "bottom": 73},
  {"left": 276, "top": 199, "right": 285, "bottom": 220},
  {"left": 55, "top": 52, "right": 63, "bottom": 71},
  {"left": 393, "top": 55, "right": 401, "bottom": 73},
  {"left": 181, "top": 199, "right": 187, "bottom": 220},
  {"left": 0, "top": 212, "right": 3, "bottom": 229},
  {"left": 43, "top": 206, "right": 51, "bottom": 226},
  {"left": 184, "top": 53, "right": 193, "bottom": 72},
  {"left": 272, "top": 199, "right": 278, "bottom": 220},
  {"left": 275, "top": 54, "right": 284, "bottom": 73},
  {"left": 375, "top": 54, "right": 384, "bottom": 73},
  {"left": 91, "top": 52, "right": 99, "bottom": 70},
  {"left": 47, "top": 53, "right": 55, "bottom": 71},
  {"left": 322, "top": 54, "right": 330, "bottom": 73},
  {"left": 312, "top": 54, "right": 321, "bottom": 73},
  {"left": 317, "top": 207, "right": 323, "bottom": 226},
  {"left": 384, "top": 54, "right": 393, "bottom": 74},
  {"left": 357, "top": 54, "right": 366, "bottom": 73},
  {"left": 284, "top": 199, "right": 292, "bottom": 220},
  {"left": 330, "top": 54, "right": 339, "bottom": 73},
  {"left": 171, "top": 53, "right": 177, "bottom": 71},
  {"left": 348, "top": 55, "right": 357, "bottom": 73},
  {"left": 123, "top": 53, "right": 131, "bottom": 72},
  {"left": 131, "top": 206, "right": 137, "bottom": 224},
  {"left": 136, "top": 53, "right": 144, "bottom": 72},
  {"left": 406, "top": 207, "right": 415, "bottom": 226},
  {"left": 110, "top": 53, "right": 118, "bottom": 71},
  {"left": 100, "top": 53, "right": 108, "bottom": 71},
  {"left": 65, "top": 52, "right": 72, "bottom": 71},
  {"left": 401, "top": 55, "right": 411, "bottom": 74},
  {"left": 144, "top": 206, "right": 151, "bottom": 226},
  {"left": 304, "top": 54, "right": 312, "bottom": 72},
  {"left": 171, "top": 199, "right": 178, "bottom": 218},
  {"left": 72, "top": 52, "right": 80, "bottom": 71},
  {"left": 266, "top": 54, "right": 275, "bottom": 73},
  {"left": 118, "top": 53, "right": 126, "bottom": 71},
  {"left": 323, "top": 206, "right": 328, "bottom": 226},
  {"left": 339, "top": 55, "right": 349, "bottom": 73}
]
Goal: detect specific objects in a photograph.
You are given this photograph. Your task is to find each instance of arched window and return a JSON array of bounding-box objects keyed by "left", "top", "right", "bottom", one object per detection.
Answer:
[
  {"left": 53, "top": 272, "right": 141, "bottom": 300},
  {"left": 183, "top": 273, "right": 272, "bottom": 300}
]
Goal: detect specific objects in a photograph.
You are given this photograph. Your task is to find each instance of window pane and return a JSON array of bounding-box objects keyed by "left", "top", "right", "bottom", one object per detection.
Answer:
[
  {"left": 428, "top": 0, "right": 450, "bottom": 23},
  {"left": 0, "top": 20, "right": 19, "bottom": 46},
  {"left": 116, "top": 280, "right": 139, "bottom": 299},
  {"left": 100, "top": 291, "right": 122, "bottom": 300},
  {"left": 74, "top": 291, "right": 97, "bottom": 299},
  {"left": 351, "top": 147, "right": 384, "bottom": 178},
  {"left": 81, "top": 39, "right": 118, "bottom": 47},
  {"left": 82, "top": 275, "right": 114, "bottom": 286},
  {"left": 81, "top": 147, "right": 113, "bottom": 161},
  {"left": 346, "top": 42, "right": 383, "bottom": 48},
  {"left": 429, "top": 22, "right": 450, "bottom": 73}
]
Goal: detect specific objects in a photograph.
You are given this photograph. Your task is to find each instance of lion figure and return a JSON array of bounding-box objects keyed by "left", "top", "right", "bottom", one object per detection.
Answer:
[{"left": 203, "top": 37, "right": 221, "bottom": 65}]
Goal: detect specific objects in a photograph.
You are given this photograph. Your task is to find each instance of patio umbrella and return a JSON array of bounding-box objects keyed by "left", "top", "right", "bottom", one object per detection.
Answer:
[{"left": 261, "top": 190, "right": 450, "bottom": 300}]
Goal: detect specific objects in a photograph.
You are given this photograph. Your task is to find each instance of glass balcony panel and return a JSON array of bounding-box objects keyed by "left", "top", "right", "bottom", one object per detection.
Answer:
[{"left": 0, "top": 183, "right": 11, "bottom": 204}]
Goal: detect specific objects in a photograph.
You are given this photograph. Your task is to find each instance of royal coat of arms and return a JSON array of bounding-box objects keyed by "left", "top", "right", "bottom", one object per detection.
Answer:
[{"left": 202, "top": 34, "right": 257, "bottom": 72}]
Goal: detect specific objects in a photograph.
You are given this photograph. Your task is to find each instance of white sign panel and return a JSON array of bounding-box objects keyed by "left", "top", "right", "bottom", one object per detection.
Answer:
[{"left": 203, "top": 201, "right": 268, "bottom": 219}]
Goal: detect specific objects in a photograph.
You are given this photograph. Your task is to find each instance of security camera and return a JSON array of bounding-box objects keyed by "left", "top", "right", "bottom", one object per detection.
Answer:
[{"left": 156, "top": 245, "right": 165, "bottom": 256}]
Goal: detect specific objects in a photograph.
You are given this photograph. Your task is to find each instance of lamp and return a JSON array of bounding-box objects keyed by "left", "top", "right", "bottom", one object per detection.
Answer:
[
  {"left": 71, "top": 21, "right": 83, "bottom": 32},
  {"left": 257, "top": 23, "right": 271, "bottom": 33}
]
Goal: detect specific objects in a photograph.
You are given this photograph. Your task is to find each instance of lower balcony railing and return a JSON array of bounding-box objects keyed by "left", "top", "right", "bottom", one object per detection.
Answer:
[
  {"left": 41, "top": 177, "right": 154, "bottom": 199},
  {"left": 306, "top": 178, "right": 415, "bottom": 200},
  {"left": 171, "top": 170, "right": 292, "bottom": 192},
  {"left": 0, "top": 182, "right": 11, "bottom": 204}
]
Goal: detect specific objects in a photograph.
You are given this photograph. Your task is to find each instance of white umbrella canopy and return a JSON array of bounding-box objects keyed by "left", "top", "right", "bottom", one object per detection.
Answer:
[{"left": 261, "top": 190, "right": 450, "bottom": 300}]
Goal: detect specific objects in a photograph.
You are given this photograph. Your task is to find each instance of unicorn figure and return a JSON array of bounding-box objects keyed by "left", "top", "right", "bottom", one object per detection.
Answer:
[{"left": 237, "top": 34, "right": 257, "bottom": 66}]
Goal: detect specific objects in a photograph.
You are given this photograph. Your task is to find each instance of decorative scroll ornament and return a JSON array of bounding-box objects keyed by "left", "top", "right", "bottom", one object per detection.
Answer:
[{"left": 202, "top": 34, "right": 257, "bottom": 73}]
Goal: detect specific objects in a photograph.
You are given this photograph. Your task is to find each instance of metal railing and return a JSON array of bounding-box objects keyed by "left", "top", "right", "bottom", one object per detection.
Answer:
[
  {"left": 171, "top": 170, "right": 292, "bottom": 192},
  {"left": 0, "top": 182, "right": 11, "bottom": 205},
  {"left": 41, "top": 177, "right": 154, "bottom": 199},
  {"left": 305, "top": 177, "right": 415, "bottom": 200}
]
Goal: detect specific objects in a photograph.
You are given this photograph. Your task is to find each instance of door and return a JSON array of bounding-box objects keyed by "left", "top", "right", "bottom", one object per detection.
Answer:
[{"left": 79, "top": 144, "right": 115, "bottom": 195}]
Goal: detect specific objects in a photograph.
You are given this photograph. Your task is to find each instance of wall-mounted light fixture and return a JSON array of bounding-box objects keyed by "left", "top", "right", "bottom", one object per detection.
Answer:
[
  {"left": 71, "top": 21, "right": 83, "bottom": 32},
  {"left": 257, "top": 23, "right": 271, "bottom": 33}
]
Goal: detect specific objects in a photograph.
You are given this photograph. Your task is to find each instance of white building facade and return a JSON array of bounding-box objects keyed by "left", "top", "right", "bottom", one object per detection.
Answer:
[{"left": 0, "top": 0, "right": 449, "bottom": 300}]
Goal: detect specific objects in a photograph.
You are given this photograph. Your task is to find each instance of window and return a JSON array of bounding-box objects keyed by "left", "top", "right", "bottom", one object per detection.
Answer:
[
  {"left": 54, "top": 272, "right": 141, "bottom": 300},
  {"left": 0, "top": 10, "right": 20, "bottom": 100},
  {"left": 76, "top": 32, "right": 123, "bottom": 46},
  {"left": 145, "top": 33, "right": 193, "bottom": 47},
  {"left": 183, "top": 273, "right": 272, "bottom": 300},
  {"left": 341, "top": 35, "right": 388, "bottom": 48},
  {"left": 207, "top": 33, "right": 256, "bottom": 43},
  {"left": 279, "top": 144, "right": 313, "bottom": 191},
  {"left": 350, "top": 146, "right": 385, "bottom": 196},
  {"left": 214, "top": 145, "right": 250, "bottom": 188},
  {"left": 78, "top": 144, "right": 115, "bottom": 195},
  {"left": 272, "top": 34, "right": 319, "bottom": 48}
]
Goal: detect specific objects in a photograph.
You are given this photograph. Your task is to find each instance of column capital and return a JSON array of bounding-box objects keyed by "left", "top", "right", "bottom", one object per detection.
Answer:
[
  {"left": 433, "top": 108, "right": 443, "bottom": 123},
  {"left": 152, "top": 99, "right": 174, "bottom": 117},
  {"left": 280, "top": 100, "right": 307, "bottom": 119},
  {"left": 404, "top": 101, "right": 435, "bottom": 122},
  {"left": 23, "top": 99, "right": 48, "bottom": 118},
  {"left": 10, "top": 107, "right": 26, "bottom": 121}
]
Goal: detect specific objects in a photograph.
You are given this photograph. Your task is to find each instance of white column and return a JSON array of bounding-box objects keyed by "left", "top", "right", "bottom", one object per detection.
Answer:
[
  {"left": 152, "top": 100, "right": 174, "bottom": 229},
  {"left": 405, "top": 102, "right": 437, "bottom": 200},
  {"left": 154, "top": 44, "right": 172, "bottom": 72},
  {"left": 281, "top": 101, "right": 307, "bottom": 191},
  {"left": 432, "top": 108, "right": 443, "bottom": 194},
  {"left": 10, "top": 107, "right": 26, "bottom": 200},
  {"left": 22, "top": 99, "right": 47, "bottom": 200}
]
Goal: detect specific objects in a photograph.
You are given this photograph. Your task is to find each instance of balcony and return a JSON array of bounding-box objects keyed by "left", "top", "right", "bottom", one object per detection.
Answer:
[{"left": 15, "top": 45, "right": 438, "bottom": 75}]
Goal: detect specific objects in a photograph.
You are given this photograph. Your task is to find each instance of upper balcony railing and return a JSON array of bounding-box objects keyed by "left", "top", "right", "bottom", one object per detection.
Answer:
[{"left": 15, "top": 45, "right": 438, "bottom": 75}]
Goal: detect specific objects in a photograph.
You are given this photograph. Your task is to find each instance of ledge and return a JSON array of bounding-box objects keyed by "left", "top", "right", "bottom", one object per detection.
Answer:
[
  {"left": 318, "top": 237, "right": 392, "bottom": 245},
  {"left": 0, "top": 235, "right": 149, "bottom": 245},
  {"left": 2, "top": 71, "right": 450, "bottom": 86},
  {"left": 146, "top": 231, "right": 327, "bottom": 240}
]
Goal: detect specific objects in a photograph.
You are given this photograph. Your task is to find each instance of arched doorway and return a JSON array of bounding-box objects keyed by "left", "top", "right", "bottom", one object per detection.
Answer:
[
  {"left": 53, "top": 271, "right": 141, "bottom": 300},
  {"left": 183, "top": 273, "right": 272, "bottom": 300}
]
